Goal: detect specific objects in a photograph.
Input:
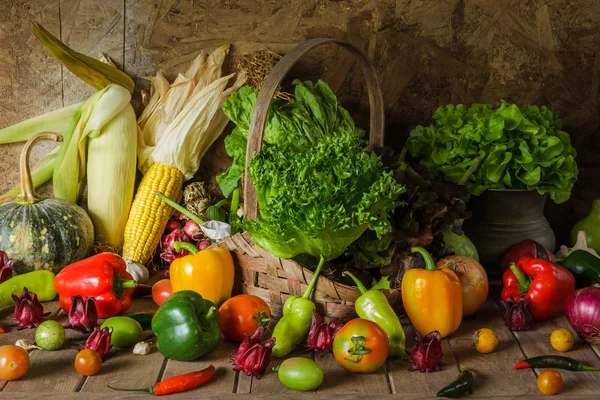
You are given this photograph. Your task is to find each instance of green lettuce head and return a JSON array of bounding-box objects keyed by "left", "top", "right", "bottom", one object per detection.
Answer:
[
  {"left": 218, "top": 80, "right": 404, "bottom": 260},
  {"left": 406, "top": 101, "right": 577, "bottom": 203}
]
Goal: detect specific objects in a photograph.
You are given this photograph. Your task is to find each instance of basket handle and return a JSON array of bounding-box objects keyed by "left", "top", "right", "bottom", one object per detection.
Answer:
[{"left": 243, "top": 38, "right": 385, "bottom": 220}]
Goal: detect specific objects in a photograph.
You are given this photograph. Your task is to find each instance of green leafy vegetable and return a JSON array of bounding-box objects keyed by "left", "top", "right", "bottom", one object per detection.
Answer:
[
  {"left": 219, "top": 80, "right": 404, "bottom": 261},
  {"left": 406, "top": 102, "right": 578, "bottom": 203}
]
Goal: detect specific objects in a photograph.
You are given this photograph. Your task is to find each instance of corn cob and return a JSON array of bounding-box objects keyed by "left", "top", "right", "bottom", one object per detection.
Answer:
[{"left": 122, "top": 162, "right": 184, "bottom": 266}]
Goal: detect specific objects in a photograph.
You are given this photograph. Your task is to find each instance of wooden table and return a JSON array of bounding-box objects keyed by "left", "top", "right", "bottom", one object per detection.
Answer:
[{"left": 1, "top": 285, "right": 599, "bottom": 399}]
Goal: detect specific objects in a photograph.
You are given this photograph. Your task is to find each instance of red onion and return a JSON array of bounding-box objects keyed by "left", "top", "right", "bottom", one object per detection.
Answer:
[
  {"left": 183, "top": 219, "right": 204, "bottom": 241},
  {"left": 565, "top": 286, "right": 600, "bottom": 345},
  {"left": 500, "top": 240, "right": 555, "bottom": 271},
  {"left": 165, "top": 219, "right": 183, "bottom": 234}
]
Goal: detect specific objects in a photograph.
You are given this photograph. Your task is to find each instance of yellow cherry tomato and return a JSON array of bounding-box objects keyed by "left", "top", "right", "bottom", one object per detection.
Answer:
[
  {"left": 537, "top": 369, "right": 563, "bottom": 395},
  {"left": 550, "top": 328, "right": 574, "bottom": 352},
  {"left": 472, "top": 328, "right": 498, "bottom": 354}
]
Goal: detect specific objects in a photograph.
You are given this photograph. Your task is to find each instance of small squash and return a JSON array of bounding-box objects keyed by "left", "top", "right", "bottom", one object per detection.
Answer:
[{"left": 0, "top": 133, "right": 94, "bottom": 275}]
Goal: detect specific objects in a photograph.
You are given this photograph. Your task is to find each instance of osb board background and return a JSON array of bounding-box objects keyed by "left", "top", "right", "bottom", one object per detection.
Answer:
[{"left": 0, "top": 0, "right": 598, "bottom": 245}]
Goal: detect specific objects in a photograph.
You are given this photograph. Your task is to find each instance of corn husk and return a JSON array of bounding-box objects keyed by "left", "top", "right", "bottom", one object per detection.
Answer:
[
  {"left": 53, "top": 85, "right": 132, "bottom": 203},
  {"left": 32, "top": 22, "right": 134, "bottom": 93},
  {"left": 137, "top": 45, "right": 247, "bottom": 179},
  {"left": 87, "top": 103, "right": 137, "bottom": 248}
]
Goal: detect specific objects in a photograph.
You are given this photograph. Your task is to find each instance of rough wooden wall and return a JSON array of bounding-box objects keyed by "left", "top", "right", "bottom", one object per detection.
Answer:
[{"left": 1, "top": 0, "right": 598, "bottom": 244}]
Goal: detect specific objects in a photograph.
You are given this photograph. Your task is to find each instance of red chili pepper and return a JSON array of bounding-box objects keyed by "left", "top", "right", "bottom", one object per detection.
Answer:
[
  {"left": 0, "top": 327, "right": 4, "bottom": 333},
  {"left": 107, "top": 365, "right": 216, "bottom": 396},
  {"left": 501, "top": 257, "right": 575, "bottom": 320},
  {"left": 54, "top": 253, "right": 137, "bottom": 319}
]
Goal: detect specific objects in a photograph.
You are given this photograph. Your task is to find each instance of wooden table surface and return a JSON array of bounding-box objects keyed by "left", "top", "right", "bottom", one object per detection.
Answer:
[{"left": 1, "top": 282, "right": 599, "bottom": 399}]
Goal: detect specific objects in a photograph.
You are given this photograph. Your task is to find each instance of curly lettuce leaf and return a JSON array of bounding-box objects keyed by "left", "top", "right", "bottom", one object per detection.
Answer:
[
  {"left": 406, "top": 101, "right": 578, "bottom": 203},
  {"left": 219, "top": 80, "right": 403, "bottom": 260}
]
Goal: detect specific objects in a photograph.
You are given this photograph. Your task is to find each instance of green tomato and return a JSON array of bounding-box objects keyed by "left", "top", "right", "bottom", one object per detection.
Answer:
[
  {"left": 278, "top": 357, "right": 324, "bottom": 391},
  {"left": 100, "top": 317, "right": 143, "bottom": 348},
  {"left": 35, "top": 320, "right": 65, "bottom": 351}
]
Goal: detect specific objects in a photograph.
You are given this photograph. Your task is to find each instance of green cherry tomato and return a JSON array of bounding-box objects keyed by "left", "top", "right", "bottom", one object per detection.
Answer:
[
  {"left": 100, "top": 316, "right": 143, "bottom": 348},
  {"left": 278, "top": 357, "right": 324, "bottom": 391},
  {"left": 35, "top": 320, "right": 66, "bottom": 351}
]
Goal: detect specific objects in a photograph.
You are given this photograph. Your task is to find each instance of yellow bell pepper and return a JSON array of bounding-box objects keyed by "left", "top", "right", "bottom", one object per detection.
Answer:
[
  {"left": 401, "top": 247, "right": 463, "bottom": 338},
  {"left": 170, "top": 241, "right": 235, "bottom": 306}
]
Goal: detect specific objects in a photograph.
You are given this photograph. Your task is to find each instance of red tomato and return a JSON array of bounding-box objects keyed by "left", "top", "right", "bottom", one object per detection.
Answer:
[
  {"left": 0, "top": 345, "right": 30, "bottom": 381},
  {"left": 74, "top": 349, "right": 102, "bottom": 376},
  {"left": 219, "top": 294, "right": 272, "bottom": 342},
  {"left": 333, "top": 319, "right": 389, "bottom": 374},
  {"left": 152, "top": 279, "right": 173, "bottom": 306}
]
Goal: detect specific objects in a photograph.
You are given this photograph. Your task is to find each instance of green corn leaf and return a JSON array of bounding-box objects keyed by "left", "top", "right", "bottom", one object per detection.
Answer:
[
  {"left": 0, "top": 103, "right": 80, "bottom": 144},
  {"left": 32, "top": 22, "right": 134, "bottom": 93}
]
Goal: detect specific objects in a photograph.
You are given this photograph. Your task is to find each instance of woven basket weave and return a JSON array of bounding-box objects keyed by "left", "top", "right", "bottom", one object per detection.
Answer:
[{"left": 218, "top": 38, "right": 402, "bottom": 320}]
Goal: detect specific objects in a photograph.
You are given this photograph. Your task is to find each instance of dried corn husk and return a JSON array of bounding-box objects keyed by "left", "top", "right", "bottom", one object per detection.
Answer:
[{"left": 137, "top": 45, "right": 247, "bottom": 179}]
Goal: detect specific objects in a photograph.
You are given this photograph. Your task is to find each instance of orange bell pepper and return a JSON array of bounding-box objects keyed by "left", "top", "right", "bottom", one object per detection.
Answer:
[
  {"left": 401, "top": 247, "right": 463, "bottom": 338},
  {"left": 170, "top": 242, "right": 235, "bottom": 306}
]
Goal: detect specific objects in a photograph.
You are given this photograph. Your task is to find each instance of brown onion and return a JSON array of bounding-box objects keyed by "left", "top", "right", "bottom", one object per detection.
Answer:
[{"left": 437, "top": 255, "right": 489, "bottom": 317}]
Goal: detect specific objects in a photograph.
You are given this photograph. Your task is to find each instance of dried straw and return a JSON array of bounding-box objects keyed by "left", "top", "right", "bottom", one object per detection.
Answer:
[{"left": 235, "top": 50, "right": 293, "bottom": 101}]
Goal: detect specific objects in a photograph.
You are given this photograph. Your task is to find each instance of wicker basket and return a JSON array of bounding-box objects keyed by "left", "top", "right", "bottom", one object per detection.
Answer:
[{"left": 217, "top": 38, "right": 402, "bottom": 320}]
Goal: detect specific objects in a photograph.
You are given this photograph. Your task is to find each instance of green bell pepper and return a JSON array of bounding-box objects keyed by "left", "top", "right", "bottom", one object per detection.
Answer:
[
  {"left": 151, "top": 290, "right": 220, "bottom": 361},
  {"left": 272, "top": 256, "right": 325, "bottom": 358},
  {"left": 343, "top": 272, "right": 406, "bottom": 357},
  {"left": 558, "top": 250, "right": 600, "bottom": 287}
]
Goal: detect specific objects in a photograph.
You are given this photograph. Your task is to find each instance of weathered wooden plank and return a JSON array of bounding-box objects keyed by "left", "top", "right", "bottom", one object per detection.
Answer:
[
  {"left": 387, "top": 325, "right": 458, "bottom": 396},
  {"left": 1, "top": 391, "right": 598, "bottom": 399},
  {"left": 316, "top": 352, "right": 391, "bottom": 394},
  {"left": 0, "top": 0, "right": 62, "bottom": 196},
  {"left": 60, "top": 0, "right": 125, "bottom": 105},
  {"left": 2, "top": 301, "right": 87, "bottom": 393},
  {"left": 447, "top": 301, "right": 536, "bottom": 397},
  {"left": 79, "top": 297, "right": 162, "bottom": 393},
  {"left": 511, "top": 313, "right": 600, "bottom": 394},
  {"left": 160, "top": 339, "right": 238, "bottom": 395}
]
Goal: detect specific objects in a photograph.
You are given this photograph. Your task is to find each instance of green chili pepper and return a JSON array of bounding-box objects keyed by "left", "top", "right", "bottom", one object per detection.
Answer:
[
  {"left": 514, "top": 355, "right": 600, "bottom": 371},
  {"left": 272, "top": 256, "right": 325, "bottom": 358},
  {"left": 343, "top": 271, "right": 406, "bottom": 357},
  {"left": 126, "top": 312, "right": 154, "bottom": 330},
  {"left": 437, "top": 368, "right": 474, "bottom": 398},
  {"left": 0, "top": 270, "right": 57, "bottom": 308}
]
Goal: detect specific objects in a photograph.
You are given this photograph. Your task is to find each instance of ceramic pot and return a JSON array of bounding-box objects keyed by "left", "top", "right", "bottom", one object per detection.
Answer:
[{"left": 463, "top": 189, "right": 555, "bottom": 276}]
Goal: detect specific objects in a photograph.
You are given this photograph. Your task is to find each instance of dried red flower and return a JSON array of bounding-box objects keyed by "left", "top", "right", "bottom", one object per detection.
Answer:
[
  {"left": 306, "top": 311, "right": 344, "bottom": 355},
  {"left": 502, "top": 296, "right": 534, "bottom": 332},
  {"left": 11, "top": 287, "right": 48, "bottom": 329},
  {"left": 408, "top": 331, "right": 445, "bottom": 372},
  {"left": 0, "top": 251, "right": 14, "bottom": 284},
  {"left": 74, "top": 327, "right": 114, "bottom": 360},
  {"left": 63, "top": 295, "right": 98, "bottom": 332},
  {"left": 231, "top": 326, "right": 275, "bottom": 378}
]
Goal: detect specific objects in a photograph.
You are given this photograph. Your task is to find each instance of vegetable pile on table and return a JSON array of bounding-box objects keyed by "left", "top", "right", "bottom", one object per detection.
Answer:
[{"left": 1, "top": 22, "right": 600, "bottom": 399}]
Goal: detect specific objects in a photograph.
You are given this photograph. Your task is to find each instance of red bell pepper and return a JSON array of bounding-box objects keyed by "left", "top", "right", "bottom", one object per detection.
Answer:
[
  {"left": 501, "top": 257, "right": 575, "bottom": 320},
  {"left": 54, "top": 253, "right": 137, "bottom": 318}
]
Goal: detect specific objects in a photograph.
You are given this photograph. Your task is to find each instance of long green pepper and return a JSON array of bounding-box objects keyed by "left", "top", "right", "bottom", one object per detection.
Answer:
[
  {"left": 272, "top": 256, "right": 325, "bottom": 358},
  {"left": 0, "top": 271, "right": 57, "bottom": 308},
  {"left": 343, "top": 272, "right": 406, "bottom": 357}
]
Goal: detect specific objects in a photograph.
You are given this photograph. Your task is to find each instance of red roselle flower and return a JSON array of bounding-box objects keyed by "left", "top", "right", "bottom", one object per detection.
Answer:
[
  {"left": 74, "top": 327, "right": 114, "bottom": 360},
  {"left": 0, "top": 251, "right": 14, "bottom": 284},
  {"left": 306, "top": 311, "right": 343, "bottom": 355},
  {"left": 63, "top": 295, "right": 98, "bottom": 332},
  {"left": 408, "top": 331, "right": 445, "bottom": 373},
  {"left": 231, "top": 326, "right": 276, "bottom": 378},
  {"left": 12, "top": 287, "right": 48, "bottom": 329},
  {"left": 502, "top": 296, "right": 534, "bottom": 331}
]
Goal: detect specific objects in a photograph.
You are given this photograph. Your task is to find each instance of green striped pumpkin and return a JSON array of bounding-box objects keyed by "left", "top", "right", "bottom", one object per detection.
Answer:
[{"left": 0, "top": 133, "right": 94, "bottom": 275}]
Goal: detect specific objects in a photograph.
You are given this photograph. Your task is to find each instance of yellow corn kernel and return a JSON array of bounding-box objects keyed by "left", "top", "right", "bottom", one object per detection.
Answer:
[{"left": 122, "top": 162, "right": 183, "bottom": 265}]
